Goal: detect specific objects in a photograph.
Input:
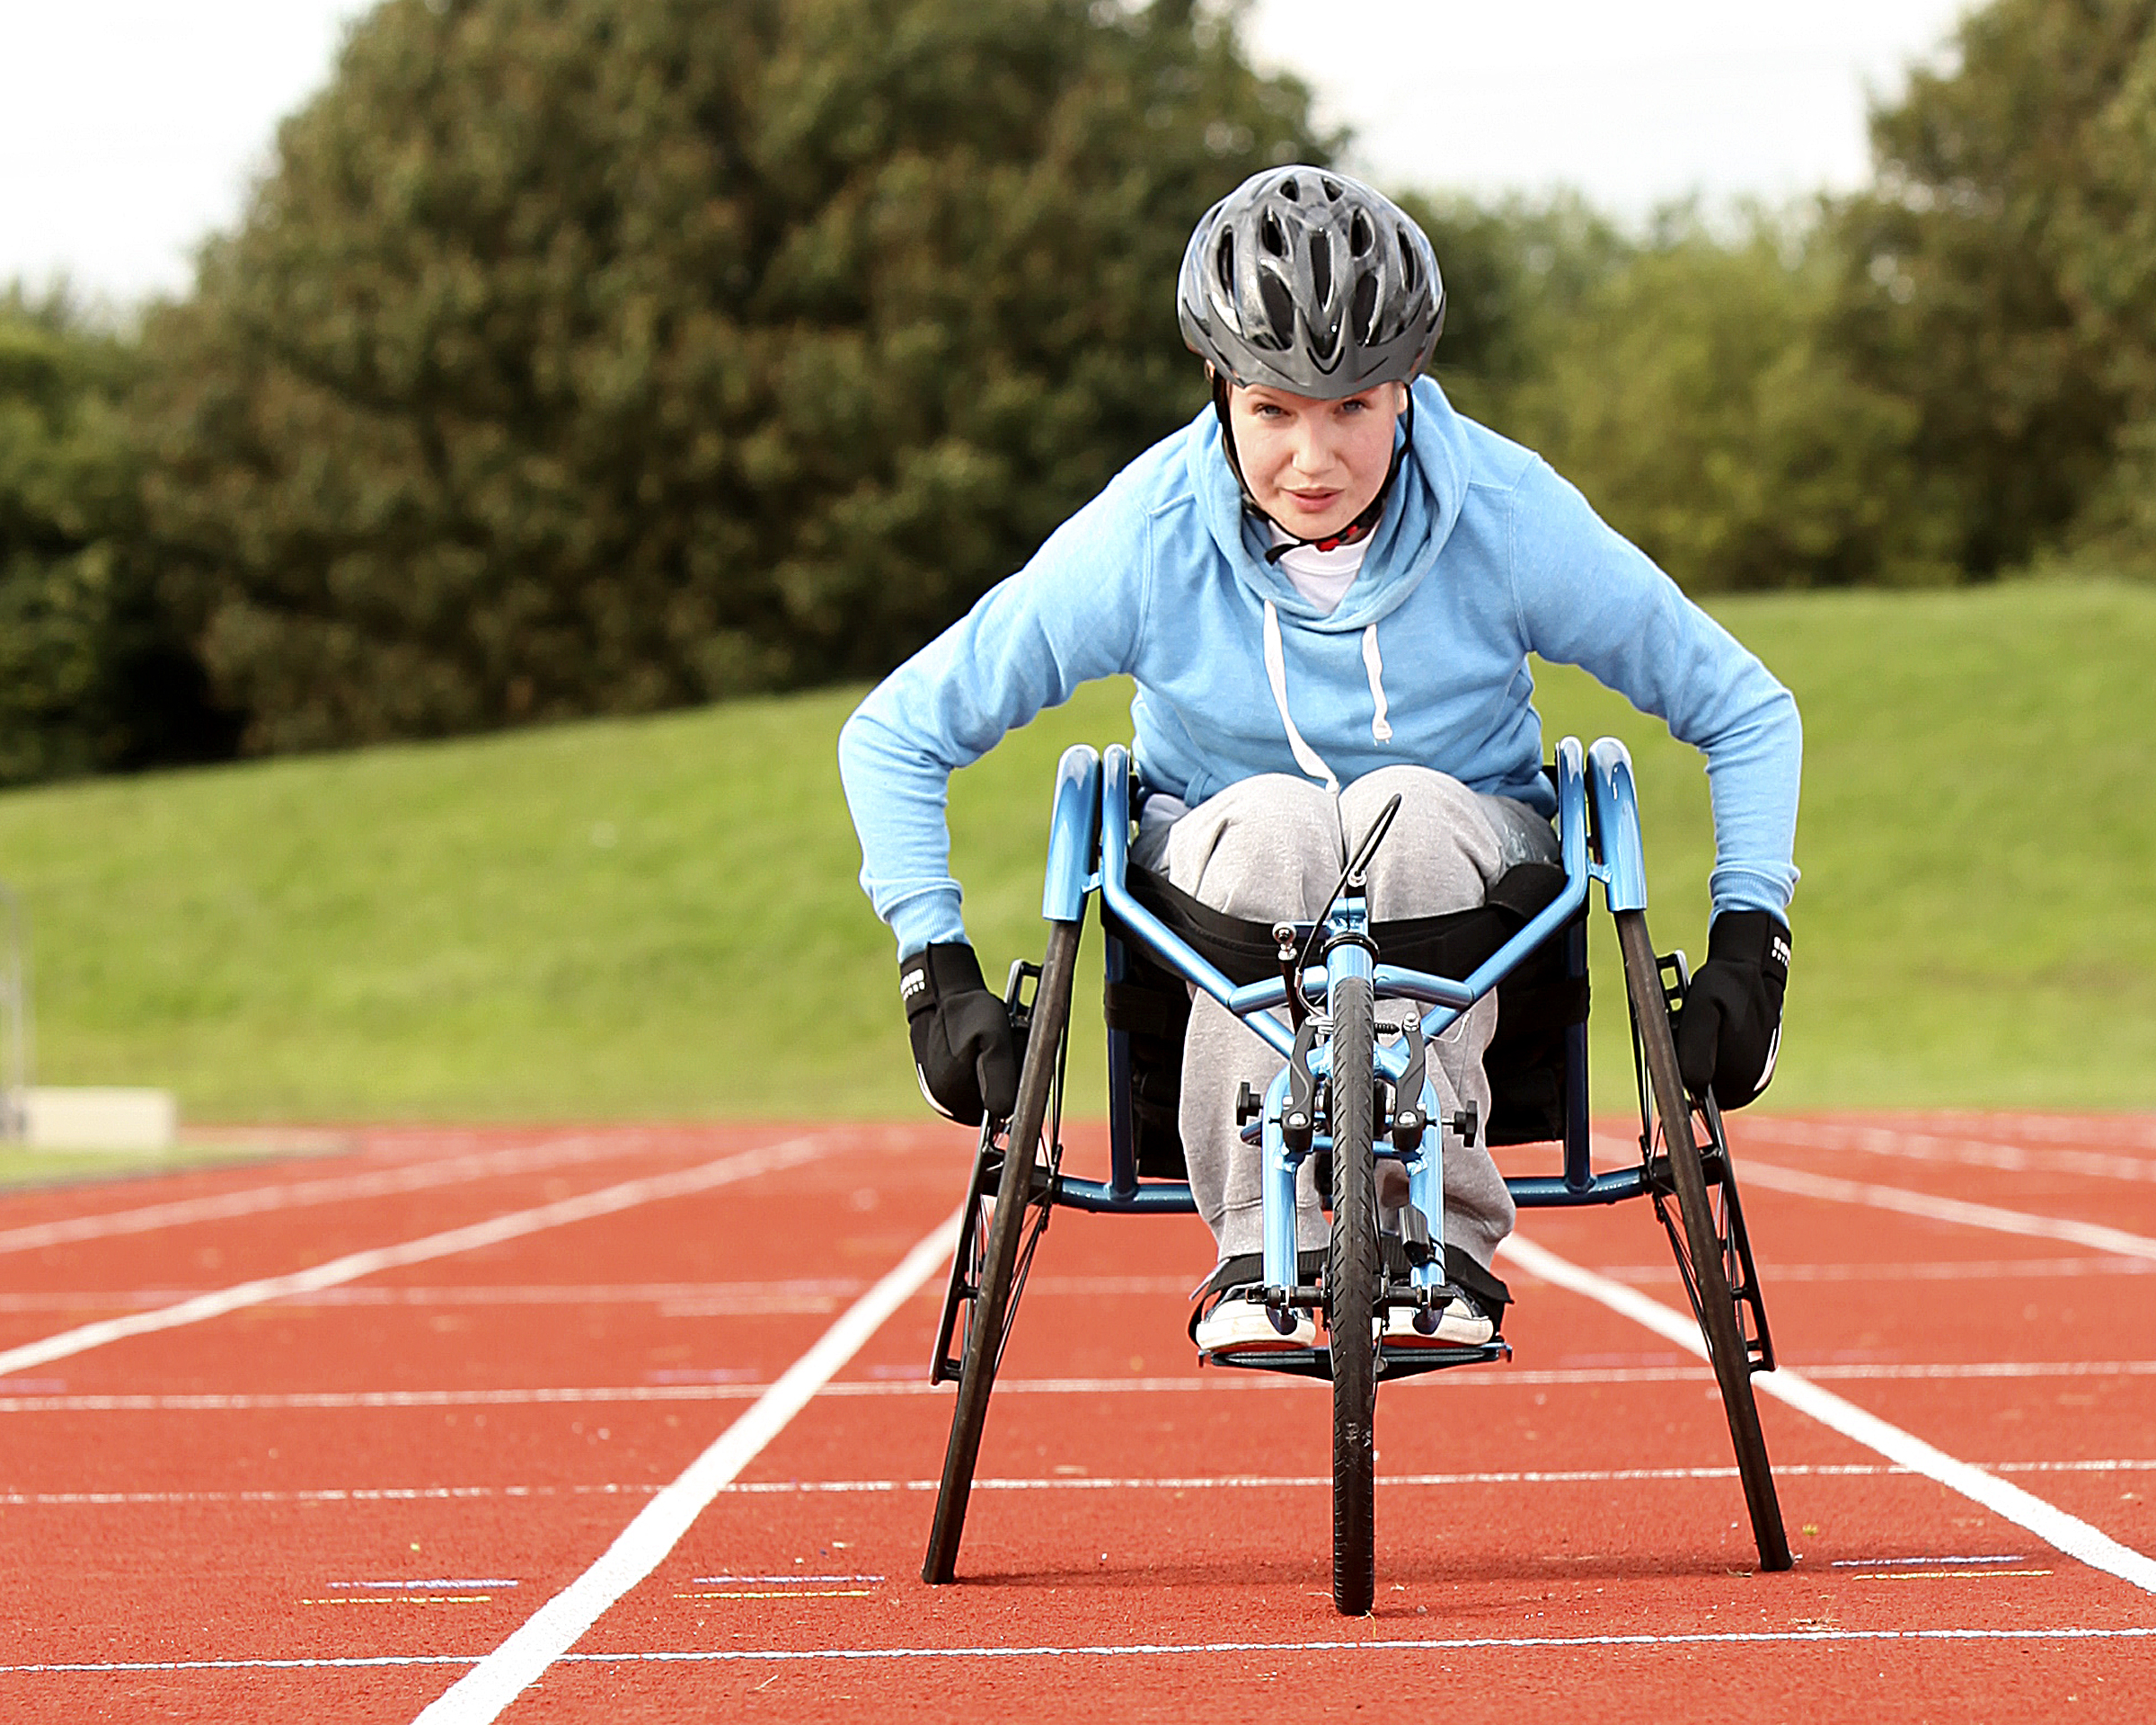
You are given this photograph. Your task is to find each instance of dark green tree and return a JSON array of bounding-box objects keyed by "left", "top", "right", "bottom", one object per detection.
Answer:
[
  {"left": 0, "top": 292, "right": 233, "bottom": 783},
  {"left": 2047, "top": 20, "right": 2156, "bottom": 571},
  {"left": 1498, "top": 208, "right": 1957, "bottom": 592},
  {"left": 1831, "top": 0, "right": 2156, "bottom": 575},
  {"left": 137, "top": 0, "right": 1328, "bottom": 753},
  {"left": 1401, "top": 190, "right": 1633, "bottom": 429}
]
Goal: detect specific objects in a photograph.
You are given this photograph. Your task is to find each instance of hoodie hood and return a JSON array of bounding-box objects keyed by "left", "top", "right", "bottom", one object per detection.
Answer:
[
  {"left": 1185, "top": 374, "right": 1472, "bottom": 632},
  {"left": 843, "top": 367, "right": 1803, "bottom": 961}
]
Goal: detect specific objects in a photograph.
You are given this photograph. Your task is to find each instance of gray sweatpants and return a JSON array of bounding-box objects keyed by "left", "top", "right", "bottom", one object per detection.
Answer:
[{"left": 1131, "top": 766, "right": 1558, "bottom": 1273}]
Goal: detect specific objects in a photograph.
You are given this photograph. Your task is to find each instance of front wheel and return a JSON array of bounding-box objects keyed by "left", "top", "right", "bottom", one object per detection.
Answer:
[
  {"left": 1327, "top": 972, "right": 1379, "bottom": 1615},
  {"left": 1615, "top": 909, "right": 1791, "bottom": 1572}
]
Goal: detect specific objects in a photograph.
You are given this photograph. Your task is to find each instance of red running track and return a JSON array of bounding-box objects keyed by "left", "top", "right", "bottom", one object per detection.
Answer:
[{"left": 2, "top": 1113, "right": 2153, "bottom": 1721}]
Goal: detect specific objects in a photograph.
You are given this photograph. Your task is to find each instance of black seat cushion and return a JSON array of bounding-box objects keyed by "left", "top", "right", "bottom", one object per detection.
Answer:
[{"left": 1102, "top": 862, "right": 1586, "bottom": 1177}]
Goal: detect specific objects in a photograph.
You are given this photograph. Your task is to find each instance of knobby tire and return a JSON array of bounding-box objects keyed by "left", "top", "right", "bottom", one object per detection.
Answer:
[
  {"left": 1328, "top": 972, "right": 1379, "bottom": 1615},
  {"left": 1615, "top": 909, "right": 1792, "bottom": 1572},
  {"left": 921, "top": 918, "right": 1081, "bottom": 1585}
]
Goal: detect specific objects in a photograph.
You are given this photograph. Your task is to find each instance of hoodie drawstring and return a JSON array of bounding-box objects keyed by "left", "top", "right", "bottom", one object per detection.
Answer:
[
  {"left": 1262, "top": 603, "right": 1397, "bottom": 786},
  {"left": 1262, "top": 600, "right": 1339, "bottom": 792},
  {"left": 1362, "top": 624, "right": 1392, "bottom": 744}
]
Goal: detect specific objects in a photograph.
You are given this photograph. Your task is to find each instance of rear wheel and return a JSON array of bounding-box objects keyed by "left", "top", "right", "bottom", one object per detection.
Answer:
[
  {"left": 1615, "top": 909, "right": 1791, "bottom": 1572},
  {"left": 921, "top": 918, "right": 1080, "bottom": 1585},
  {"left": 1327, "top": 972, "right": 1379, "bottom": 1616}
]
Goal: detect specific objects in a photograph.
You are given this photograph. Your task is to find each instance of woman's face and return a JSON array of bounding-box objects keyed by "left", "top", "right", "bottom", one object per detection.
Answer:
[{"left": 1225, "top": 379, "right": 1408, "bottom": 541}]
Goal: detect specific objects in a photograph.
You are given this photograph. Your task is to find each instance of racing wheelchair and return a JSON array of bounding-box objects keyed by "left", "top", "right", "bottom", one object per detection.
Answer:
[{"left": 923, "top": 736, "right": 1789, "bottom": 1615}]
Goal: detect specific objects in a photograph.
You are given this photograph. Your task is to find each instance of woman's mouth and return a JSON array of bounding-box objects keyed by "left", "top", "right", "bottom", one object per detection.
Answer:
[{"left": 1281, "top": 488, "right": 1340, "bottom": 513}]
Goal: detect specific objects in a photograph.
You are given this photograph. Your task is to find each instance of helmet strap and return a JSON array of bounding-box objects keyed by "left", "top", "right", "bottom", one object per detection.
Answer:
[
  {"left": 1210, "top": 371, "right": 1255, "bottom": 504},
  {"left": 1209, "top": 381, "right": 1416, "bottom": 564}
]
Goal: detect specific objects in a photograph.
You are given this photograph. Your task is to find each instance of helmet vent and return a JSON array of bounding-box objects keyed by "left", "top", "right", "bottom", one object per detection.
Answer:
[
  {"left": 1260, "top": 210, "right": 1286, "bottom": 257},
  {"left": 1352, "top": 270, "right": 1380, "bottom": 342},
  {"left": 1321, "top": 176, "right": 1342, "bottom": 200},
  {"left": 1279, "top": 175, "right": 1302, "bottom": 202},
  {"left": 1398, "top": 228, "right": 1418, "bottom": 292},
  {"left": 1348, "top": 211, "right": 1373, "bottom": 257},
  {"left": 1257, "top": 271, "right": 1295, "bottom": 349},
  {"left": 1308, "top": 233, "right": 1332, "bottom": 307},
  {"left": 1215, "top": 230, "right": 1235, "bottom": 296}
]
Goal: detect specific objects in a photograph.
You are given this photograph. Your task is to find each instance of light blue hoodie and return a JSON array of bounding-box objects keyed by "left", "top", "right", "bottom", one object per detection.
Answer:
[{"left": 839, "top": 376, "right": 1800, "bottom": 957}]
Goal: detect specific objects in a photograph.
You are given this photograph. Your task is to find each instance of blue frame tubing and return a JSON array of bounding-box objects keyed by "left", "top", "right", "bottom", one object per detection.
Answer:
[{"left": 1043, "top": 734, "right": 1657, "bottom": 1220}]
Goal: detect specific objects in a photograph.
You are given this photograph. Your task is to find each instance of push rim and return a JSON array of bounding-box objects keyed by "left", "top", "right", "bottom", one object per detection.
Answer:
[
  {"left": 1616, "top": 908, "right": 1791, "bottom": 1572},
  {"left": 921, "top": 918, "right": 1081, "bottom": 1585}
]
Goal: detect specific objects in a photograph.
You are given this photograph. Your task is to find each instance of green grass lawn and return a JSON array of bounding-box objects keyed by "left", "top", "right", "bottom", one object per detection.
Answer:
[
  {"left": 1543, "top": 579, "right": 2156, "bottom": 1109},
  {"left": 0, "top": 578, "right": 2148, "bottom": 1123}
]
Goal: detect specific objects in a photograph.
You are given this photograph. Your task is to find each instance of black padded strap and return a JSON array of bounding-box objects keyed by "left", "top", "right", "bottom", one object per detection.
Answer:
[
  {"left": 1115, "top": 859, "right": 1570, "bottom": 994},
  {"left": 1109, "top": 857, "right": 1586, "bottom": 1154},
  {"left": 1483, "top": 973, "right": 1589, "bottom": 1036},
  {"left": 1116, "top": 869, "right": 1280, "bottom": 986},
  {"left": 1102, "top": 980, "right": 1190, "bottom": 1041},
  {"left": 1444, "top": 1245, "right": 1513, "bottom": 1316}
]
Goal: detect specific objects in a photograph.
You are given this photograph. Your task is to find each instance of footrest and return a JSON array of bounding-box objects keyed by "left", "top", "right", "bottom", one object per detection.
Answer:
[
  {"left": 1201, "top": 1344, "right": 1336, "bottom": 1382},
  {"left": 1378, "top": 1336, "right": 1510, "bottom": 1380},
  {"left": 1199, "top": 1337, "right": 1510, "bottom": 1383}
]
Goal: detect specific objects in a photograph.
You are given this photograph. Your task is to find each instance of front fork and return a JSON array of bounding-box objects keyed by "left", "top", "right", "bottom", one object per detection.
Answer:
[{"left": 1258, "top": 924, "right": 1450, "bottom": 1311}]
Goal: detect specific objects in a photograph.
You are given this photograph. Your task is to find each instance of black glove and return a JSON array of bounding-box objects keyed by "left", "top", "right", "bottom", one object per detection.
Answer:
[
  {"left": 899, "top": 942, "right": 1020, "bottom": 1127},
  {"left": 1675, "top": 911, "right": 1790, "bottom": 1109}
]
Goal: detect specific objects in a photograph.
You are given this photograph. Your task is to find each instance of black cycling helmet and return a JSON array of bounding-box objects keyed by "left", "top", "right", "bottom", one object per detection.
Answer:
[{"left": 1178, "top": 165, "right": 1444, "bottom": 397}]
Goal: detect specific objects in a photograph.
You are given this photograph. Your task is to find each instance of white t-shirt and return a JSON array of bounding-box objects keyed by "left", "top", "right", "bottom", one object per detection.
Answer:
[{"left": 1267, "top": 524, "right": 1368, "bottom": 614}]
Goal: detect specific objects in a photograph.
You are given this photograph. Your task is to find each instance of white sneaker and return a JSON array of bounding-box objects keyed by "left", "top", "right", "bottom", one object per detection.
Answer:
[
  {"left": 1381, "top": 1297, "right": 1495, "bottom": 1349},
  {"left": 1194, "top": 1294, "right": 1317, "bottom": 1356}
]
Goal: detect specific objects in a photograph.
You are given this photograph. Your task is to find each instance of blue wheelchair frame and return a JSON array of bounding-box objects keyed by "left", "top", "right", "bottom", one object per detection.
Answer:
[{"left": 922, "top": 732, "right": 1789, "bottom": 1596}]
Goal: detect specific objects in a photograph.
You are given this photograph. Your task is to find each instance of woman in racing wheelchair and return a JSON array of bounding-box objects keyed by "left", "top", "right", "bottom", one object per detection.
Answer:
[{"left": 840, "top": 165, "right": 1799, "bottom": 1360}]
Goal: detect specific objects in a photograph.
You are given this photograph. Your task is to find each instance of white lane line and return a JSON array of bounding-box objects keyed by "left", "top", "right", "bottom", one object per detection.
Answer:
[
  {"left": 1776, "top": 1113, "right": 2156, "bottom": 1153},
  {"left": 0, "top": 1282, "right": 867, "bottom": 1317},
  {"left": 3, "top": 1657, "right": 480, "bottom": 1674},
  {"left": 1598, "top": 1257, "right": 2156, "bottom": 1285},
  {"left": 1499, "top": 1234, "right": 2156, "bottom": 1596},
  {"left": 1737, "top": 1159, "right": 2156, "bottom": 1262},
  {"left": 1742, "top": 1119, "right": 2156, "bottom": 1184},
  {"left": 1831, "top": 1554, "right": 2024, "bottom": 1568},
  {"left": 0, "top": 1273, "right": 1175, "bottom": 1314},
  {"left": 0, "top": 1385, "right": 782, "bottom": 1411},
  {"left": 717, "top": 1455, "right": 2156, "bottom": 1491},
  {"left": 0, "top": 1138, "right": 826, "bottom": 1380},
  {"left": 11, "top": 1625, "right": 2156, "bottom": 1676},
  {"left": 21, "top": 1455, "right": 2156, "bottom": 1510},
  {"left": 563, "top": 1627, "right": 2156, "bottom": 1659},
  {"left": 15, "top": 1356, "right": 2156, "bottom": 1413},
  {"left": 1, "top": 1484, "right": 665, "bottom": 1506},
  {"left": 408, "top": 1208, "right": 959, "bottom": 1725},
  {"left": 690, "top": 1573, "right": 883, "bottom": 1584},
  {"left": 0, "top": 1133, "right": 686, "bottom": 1258},
  {"left": 719, "top": 1457, "right": 2156, "bottom": 1491},
  {"left": 1929, "top": 1113, "right": 2156, "bottom": 1149}
]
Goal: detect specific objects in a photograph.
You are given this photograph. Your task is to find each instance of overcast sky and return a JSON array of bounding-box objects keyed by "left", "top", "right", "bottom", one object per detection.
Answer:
[{"left": 1, "top": 0, "right": 1975, "bottom": 306}]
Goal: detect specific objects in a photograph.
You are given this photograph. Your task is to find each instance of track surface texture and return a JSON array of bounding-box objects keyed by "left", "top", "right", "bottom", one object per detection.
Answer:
[{"left": 4, "top": 1113, "right": 2154, "bottom": 1721}]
